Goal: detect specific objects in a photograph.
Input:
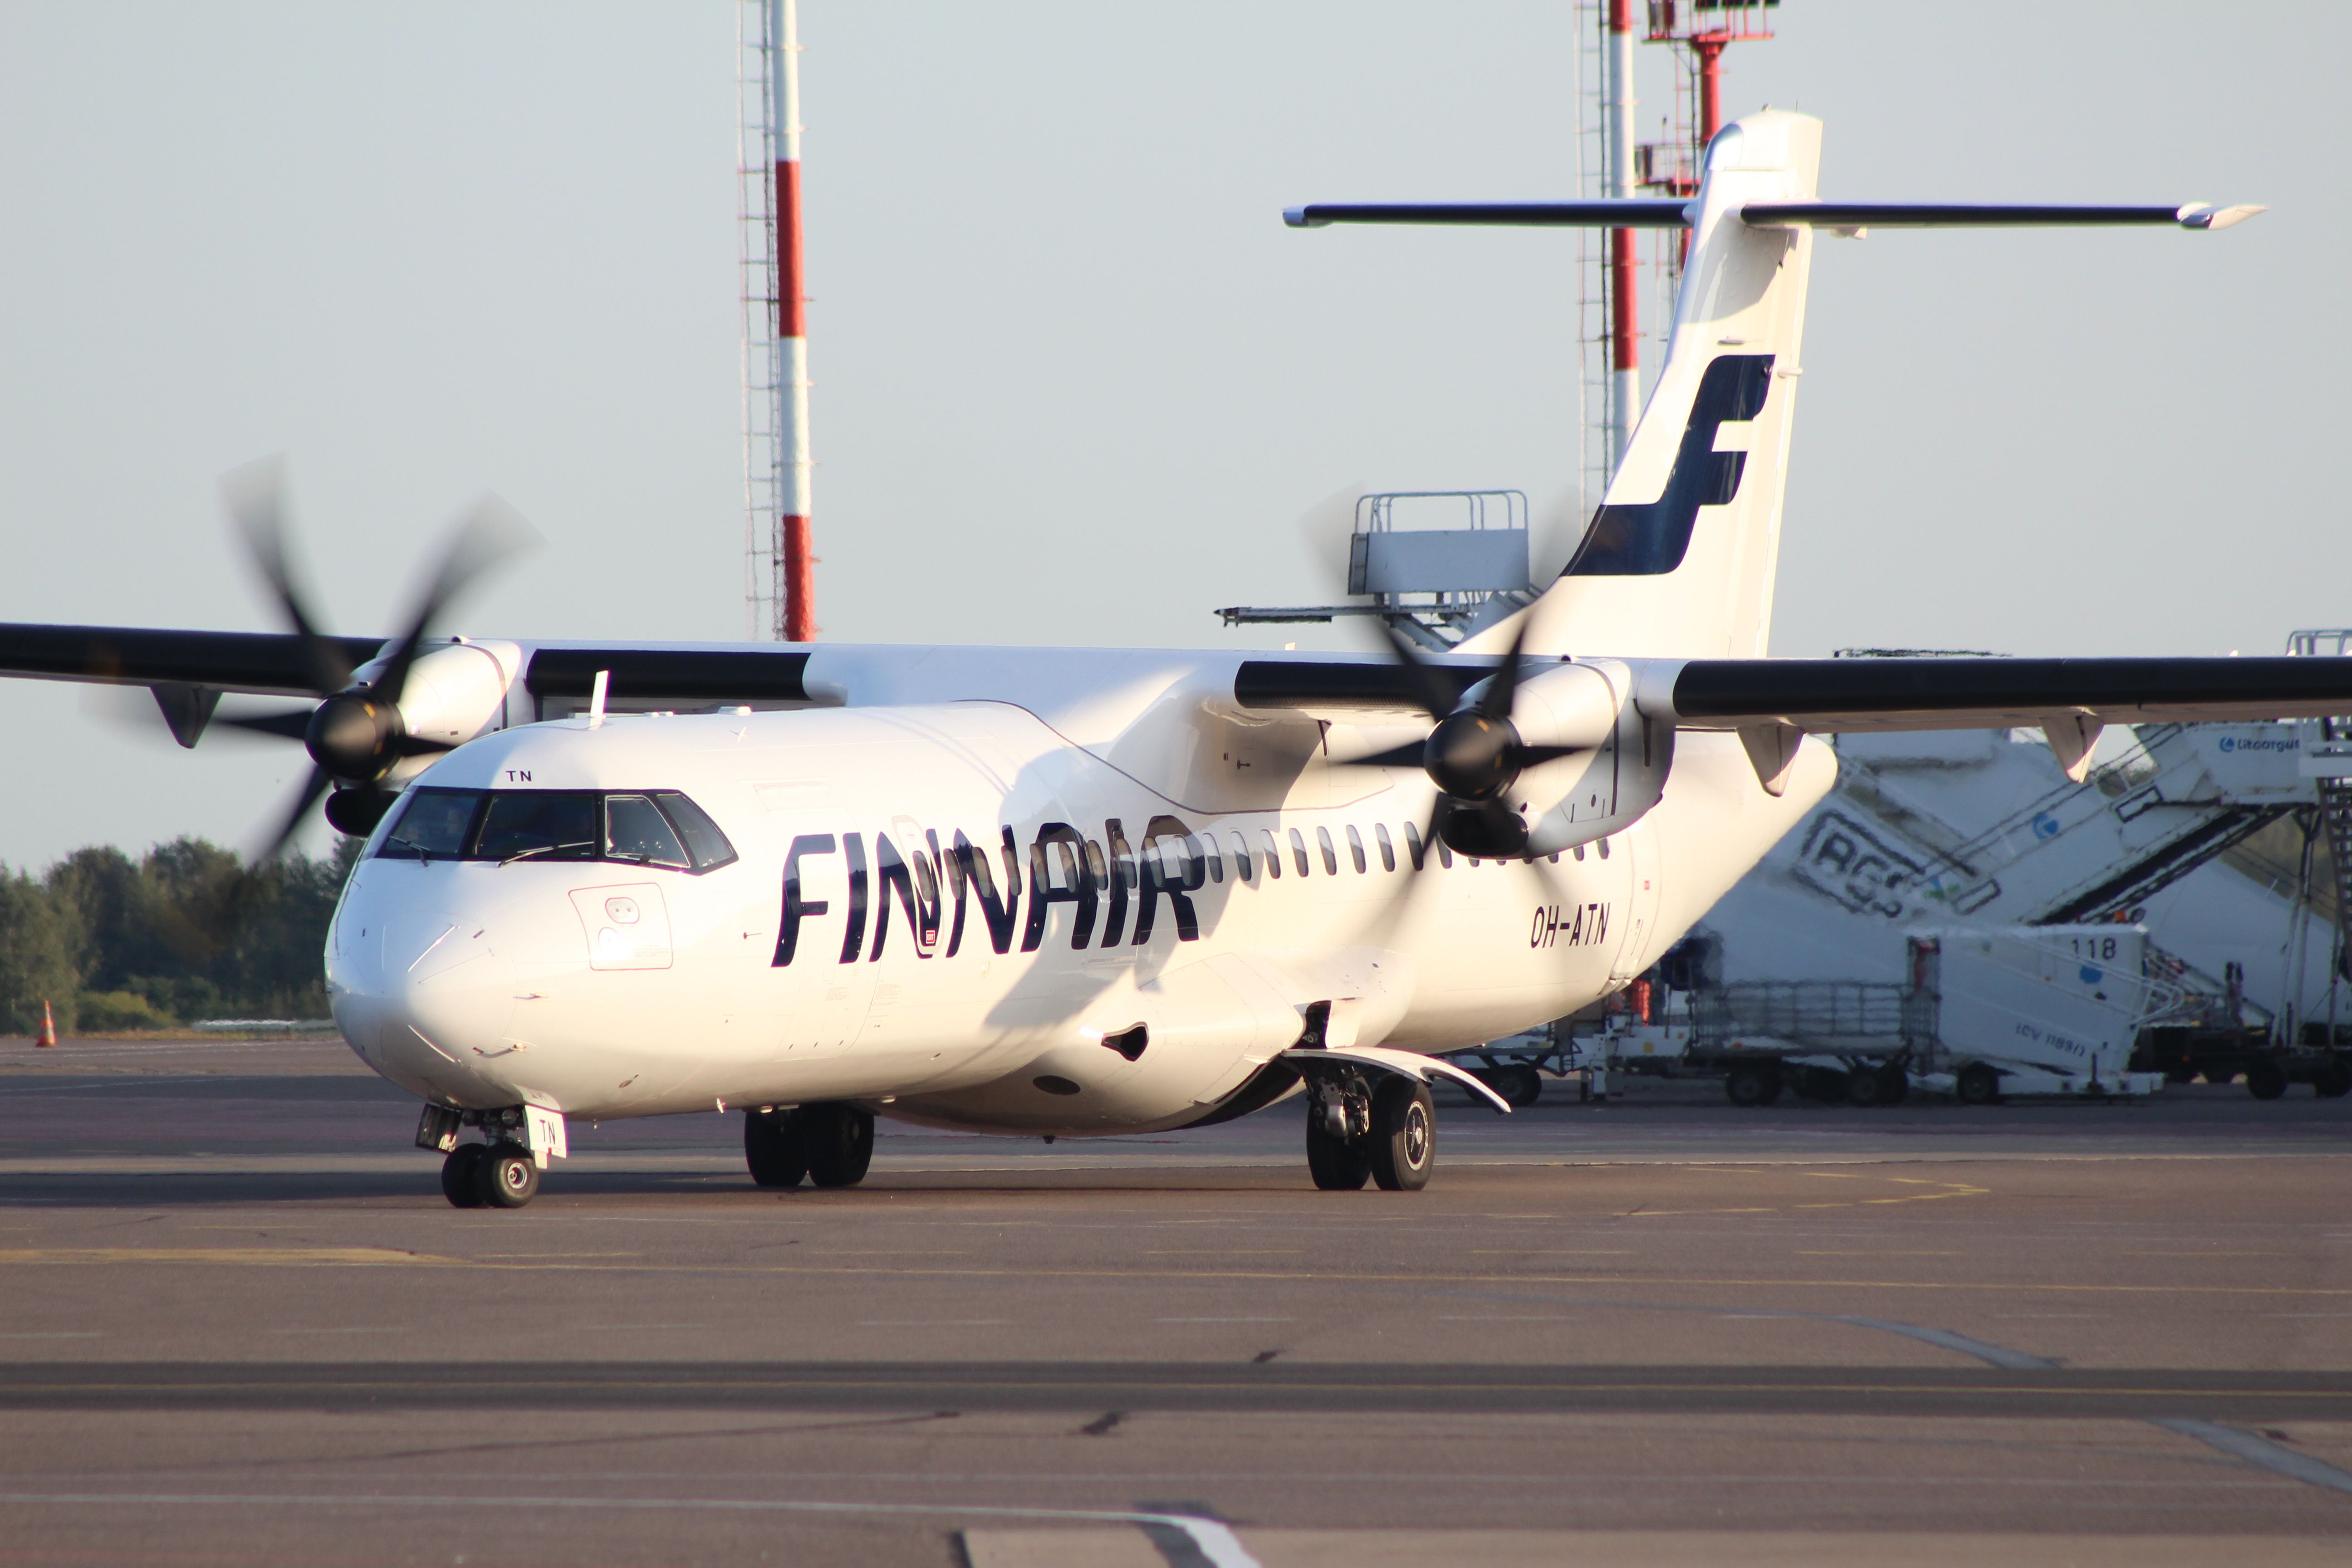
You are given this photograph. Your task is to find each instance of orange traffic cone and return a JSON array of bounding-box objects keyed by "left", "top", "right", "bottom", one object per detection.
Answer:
[{"left": 34, "top": 1000, "right": 56, "bottom": 1049}]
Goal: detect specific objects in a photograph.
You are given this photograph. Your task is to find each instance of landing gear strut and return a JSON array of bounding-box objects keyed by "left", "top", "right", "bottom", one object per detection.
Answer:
[{"left": 1303, "top": 1069, "right": 1436, "bottom": 1192}]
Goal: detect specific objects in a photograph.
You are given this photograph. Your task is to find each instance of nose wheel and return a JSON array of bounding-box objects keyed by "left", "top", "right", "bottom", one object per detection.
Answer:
[{"left": 439, "top": 1140, "right": 540, "bottom": 1208}]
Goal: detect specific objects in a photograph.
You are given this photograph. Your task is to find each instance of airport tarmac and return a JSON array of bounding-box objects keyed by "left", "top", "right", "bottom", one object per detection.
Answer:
[{"left": 5, "top": 1035, "right": 2352, "bottom": 1565}]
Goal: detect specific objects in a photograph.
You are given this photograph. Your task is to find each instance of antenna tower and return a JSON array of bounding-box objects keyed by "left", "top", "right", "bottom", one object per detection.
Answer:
[{"left": 735, "top": 0, "right": 815, "bottom": 642}]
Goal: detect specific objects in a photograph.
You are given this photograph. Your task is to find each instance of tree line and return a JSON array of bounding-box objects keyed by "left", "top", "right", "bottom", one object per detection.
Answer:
[{"left": 0, "top": 837, "right": 359, "bottom": 1034}]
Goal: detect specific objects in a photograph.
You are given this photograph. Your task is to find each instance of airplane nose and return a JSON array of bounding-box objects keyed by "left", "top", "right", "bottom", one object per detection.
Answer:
[{"left": 335, "top": 884, "right": 522, "bottom": 1095}]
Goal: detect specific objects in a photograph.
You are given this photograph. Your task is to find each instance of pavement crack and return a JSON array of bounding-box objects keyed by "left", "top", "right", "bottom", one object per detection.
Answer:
[{"left": 1078, "top": 1410, "right": 1123, "bottom": 1436}]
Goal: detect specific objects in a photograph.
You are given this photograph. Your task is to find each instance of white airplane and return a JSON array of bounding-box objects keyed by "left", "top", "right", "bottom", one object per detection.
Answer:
[{"left": 0, "top": 111, "right": 2319, "bottom": 1208}]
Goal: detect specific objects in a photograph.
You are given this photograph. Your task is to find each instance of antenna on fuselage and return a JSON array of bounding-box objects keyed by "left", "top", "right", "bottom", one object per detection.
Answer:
[{"left": 588, "top": 669, "right": 610, "bottom": 730}]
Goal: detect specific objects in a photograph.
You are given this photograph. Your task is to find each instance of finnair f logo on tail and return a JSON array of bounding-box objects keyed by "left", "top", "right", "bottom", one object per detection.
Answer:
[{"left": 1565, "top": 353, "right": 1775, "bottom": 578}]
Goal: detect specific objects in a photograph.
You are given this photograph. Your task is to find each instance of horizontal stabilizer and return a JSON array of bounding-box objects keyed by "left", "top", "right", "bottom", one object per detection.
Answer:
[
  {"left": 1284, "top": 200, "right": 2264, "bottom": 234},
  {"left": 1284, "top": 200, "right": 1692, "bottom": 229},
  {"left": 1741, "top": 201, "right": 2266, "bottom": 231}
]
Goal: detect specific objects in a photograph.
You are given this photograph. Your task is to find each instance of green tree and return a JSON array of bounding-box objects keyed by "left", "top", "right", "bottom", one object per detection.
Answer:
[{"left": 0, "top": 869, "right": 77, "bottom": 1033}]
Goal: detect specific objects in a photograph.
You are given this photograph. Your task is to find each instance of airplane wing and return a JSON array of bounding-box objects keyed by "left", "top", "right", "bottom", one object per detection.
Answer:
[
  {"left": 1236, "top": 652, "right": 2352, "bottom": 789},
  {"left": 1654, "top": 657, "right": 2352, "bottom": 731},
  {"left": 0, "top": 625, "right": 818, "bottom": 706},
  {"left": 0, "top": 623, "right": 387, "bottom": 698}
]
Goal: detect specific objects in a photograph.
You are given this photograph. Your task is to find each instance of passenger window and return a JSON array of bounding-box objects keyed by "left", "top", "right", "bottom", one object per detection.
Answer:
[
  {"left": 1401, "top": 820, "right": 1426, "bottom": 871},
  {"left": 1289, "top": 828, "right": 1311, "bottom": 877},
  {"left": 1315, "top": 826, "right": 1338, "bottom": 875},
  {"left": 1437, "top": 838, "right": 1455, "bottom": 868},
  {"left": 1259, "top": 828, "right": 1283, "bottom": 878},
  {"left": 1344, "top": 824, "right": 1367, "bottom": 873},
  {"left": 605, "top": 794, "right": 691, "bottom": 868},
  {"left": 652, "top": 791, "right": 740, "bottom": 872},
  {"left": 1598, "top": 837, "right": 1611, "bottom": 859},
  {"left": 1230, "top": 831, "right": 1254, "bottom": 882},
  {"left": 377, "top": 788, "right": 482, "bottom": 860},
  {"left": 1373, "top": 822, "right": 1396, "bottom": 872},
  {"left": 476, "top": 792, "right": 600, "bottom": 863},
  {"left": 1202, "top": 835, "right": 1224, "bottom": 883}
]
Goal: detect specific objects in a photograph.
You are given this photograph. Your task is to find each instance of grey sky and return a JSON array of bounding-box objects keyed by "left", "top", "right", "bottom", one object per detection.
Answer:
[{"left": 0, "top": 2, "right": 2341, "bottom": 867}]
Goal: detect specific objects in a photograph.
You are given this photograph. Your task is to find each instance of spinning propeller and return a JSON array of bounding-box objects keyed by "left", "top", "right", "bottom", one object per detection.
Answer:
[
  {"left": 215, "top": 459, "right": 531, "bottom": 858},
  {"left": 1351, "top": 613, "right": 1587, "bottom": 860}
]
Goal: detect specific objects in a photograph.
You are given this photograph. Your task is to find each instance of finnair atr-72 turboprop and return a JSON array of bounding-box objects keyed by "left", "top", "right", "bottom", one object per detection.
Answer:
[{"left": 0, "top": 112, "right": 2320, "bottom": 1207}]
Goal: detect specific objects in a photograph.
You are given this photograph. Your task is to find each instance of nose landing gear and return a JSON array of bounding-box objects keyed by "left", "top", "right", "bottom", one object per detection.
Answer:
[
  {"left": 437, "top": 1140, "right": 539, "bottom": 1208},
  {"left": 419, "top": 1104, "right": 562, "bottom": 1210}
]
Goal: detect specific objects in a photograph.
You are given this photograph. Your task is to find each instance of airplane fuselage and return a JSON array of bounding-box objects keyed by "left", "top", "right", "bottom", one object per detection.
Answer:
[{"left": 325, "top": 645, "right": 1832, "bottom": 1137}]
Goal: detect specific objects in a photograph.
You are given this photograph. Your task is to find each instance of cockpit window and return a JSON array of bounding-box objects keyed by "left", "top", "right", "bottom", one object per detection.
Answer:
[
  {"left": 372, "top": 786, "right": 738, "bottom": 873},
  {"left": 605, "top": 794, "right": 690, "bottom": 869},
  {"left": 380, "top": 788, "right": 482, "bottom": 860},
  {"left": 476, "top": 792, "right": 599, "bottom": 864},
  {"left": 652, "top": 791, "right": 738, "bottom": 872}
]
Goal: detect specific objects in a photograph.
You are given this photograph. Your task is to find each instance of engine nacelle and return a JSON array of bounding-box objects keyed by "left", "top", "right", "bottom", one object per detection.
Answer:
[
  {"left": 1506, "top": 661, "right": 1675, "bottom": 855},
  {"left": 367, "top": 639, "right": 522, "bottom": 789}
]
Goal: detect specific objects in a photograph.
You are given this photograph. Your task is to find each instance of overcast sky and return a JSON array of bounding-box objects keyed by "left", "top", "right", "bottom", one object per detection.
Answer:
[{"left": 0, "top": 2, "right": 2341, "bottom": 867}]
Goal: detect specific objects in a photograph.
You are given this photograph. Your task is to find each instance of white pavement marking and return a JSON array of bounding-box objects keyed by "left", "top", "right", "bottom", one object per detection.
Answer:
[{"left": 0, "top": 1490, "right": 1263, "bottom": 1563}]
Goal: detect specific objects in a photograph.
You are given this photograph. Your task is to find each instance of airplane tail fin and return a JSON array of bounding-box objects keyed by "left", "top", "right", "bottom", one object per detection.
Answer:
[
  {"left": 1534, "top": 109, "right": 1821, "bottom": 660},
  {"left": 1285, "top": 111, "right": 2261, "bottom": 662}
]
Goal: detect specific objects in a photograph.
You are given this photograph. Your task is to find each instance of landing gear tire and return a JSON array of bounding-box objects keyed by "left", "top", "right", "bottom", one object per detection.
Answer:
[
  {"left": 1367, "top": 1078, "right": 1436, "bottom": 1192},
  {"left": 477, "top": 1141, "right": 540, "bottom": 1208},
  {"left": 1498, "top": 1064, "right": 1543, "bottom": 1108},
  {"left": 1845, "top": 1067, "right": 1884, "bottom": 1108},
  {"left": 2246, "top": 1058, "right": 2289, "bottom": 1102},
  {"left": 440, "top": 1143, "right": 488, "bottom": 1209},
  {"left": 2316, "top": 1061, "right": 2352, "bottom": 1100},
  {"left": 745, "top": 1108, "right": 809, "bottom": 1189},
  {"left": 1875, "top": 1063, "right": 1911, "bottom": 1107},
  {"left": 1305, "top": 1113, "right": 1371, "bottom": 1191},
  {"left": 2204, "top": 1068, "right": 2238, "bottom": 1086},
  {"left": 1955, "top": 1063, "right": 2001, "bottom": 1107},
  {"left": 803, "top": 1104, "right": 875, "bottom": 1188},
  {"left": 1725, "top": 1063, "right": 1778, "bottom": 1109}
]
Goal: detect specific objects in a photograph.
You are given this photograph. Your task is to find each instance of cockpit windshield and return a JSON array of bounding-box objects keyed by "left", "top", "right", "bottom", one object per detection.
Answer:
[{"left": 373, "top": 788, "right": 738, "bottom": 872}]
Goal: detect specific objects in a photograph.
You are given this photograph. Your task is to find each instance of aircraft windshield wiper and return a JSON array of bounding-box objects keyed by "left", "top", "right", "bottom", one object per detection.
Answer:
[{"left": 499, "top": 840, "right": 595, "bottom": 867}]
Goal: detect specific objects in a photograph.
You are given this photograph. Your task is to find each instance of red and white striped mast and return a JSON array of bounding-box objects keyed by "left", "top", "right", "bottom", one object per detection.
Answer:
[
  {"left": 1602, "top": 0, "right": 1639, "bottom": 472},
  {"left": 770, "top": 0, "right": 815, "bottom": 642}
]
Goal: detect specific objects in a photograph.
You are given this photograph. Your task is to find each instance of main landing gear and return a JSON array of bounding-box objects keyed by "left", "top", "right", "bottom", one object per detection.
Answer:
[
  {"left": 744, "top": 1104, "right": 875, "bottom": 1191},
  {"left": 1304, "top": 1070, "right": 1436, "bottom": 1192}
]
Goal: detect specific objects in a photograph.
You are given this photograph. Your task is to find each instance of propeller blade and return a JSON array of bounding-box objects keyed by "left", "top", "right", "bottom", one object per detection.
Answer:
[
  {"left": 1509, "top": 742, "right": 1586, "bottom": 769},
  {"left": 1475, "top": 613, "right": 1536, "bottom": 721},
  {"left": 1382, "top": 626, "right": 1465, "bottom": 722},
  {"left": 1328, "top": 740, "right": 1427, "bottom": 769},
  {"left": 216, "top": 708, "right": 316, "bottom": 742},
  {"left": 252, "top": 764, "right": 333, "bottom": 865},
  {"left": 222, "top": 457, "right": 350, "bottom": 696},
  {"left": 372, "top": 496, "right": 536, "bottom": 708},
  {"left": 394, "top": 734, "right": 456, "bottom": 758}
]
